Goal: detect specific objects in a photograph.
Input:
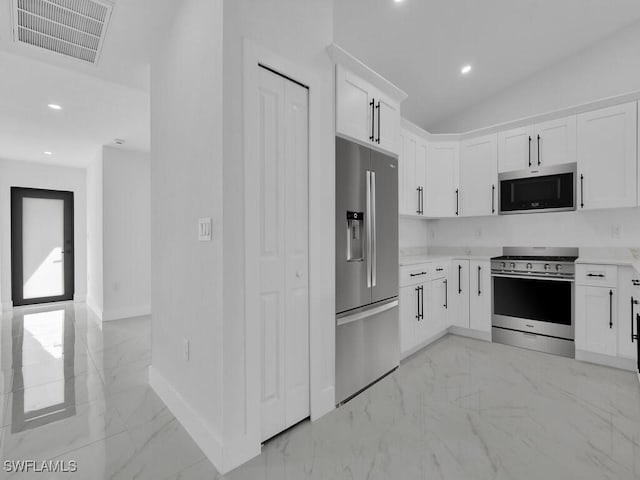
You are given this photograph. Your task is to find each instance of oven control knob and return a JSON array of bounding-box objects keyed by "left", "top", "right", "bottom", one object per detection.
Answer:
[
  {"left": 556, "top": 264, "right": 563, "bottom": 271},
  {"left": 526, "top": 263, "right": 532, "bottom": 269},
  {"left": 544, "top": 264, "right": 551, "bottom": 271},
  {"left": 500, "top": 262, "right": 506, "bottom": 269},
  {"left": 510, "top": 262, "right": 516, "bottom": 269}
]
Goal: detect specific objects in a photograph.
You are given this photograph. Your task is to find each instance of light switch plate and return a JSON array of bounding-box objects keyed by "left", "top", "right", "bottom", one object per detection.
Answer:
[{"left": 198, "top": 217, "right": 212, "bottom": 241}]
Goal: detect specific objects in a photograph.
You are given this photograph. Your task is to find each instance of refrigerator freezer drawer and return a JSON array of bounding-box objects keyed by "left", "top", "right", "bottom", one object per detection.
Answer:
[{"left": 335, "top": 300, "right": 399, "bottom": 405}]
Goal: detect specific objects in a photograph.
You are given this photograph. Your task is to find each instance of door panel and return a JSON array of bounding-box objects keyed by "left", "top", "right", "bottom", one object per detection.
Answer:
[
  {"left": 258, "top": 67, "right": 310, "bottom": 441},
  {"left": 376, "top": 93, "right": 400, "bottom": 155},
  {"left": 498, "top": 126, "right": 533, "bottom": 173},
  {"left": 425, "top": 141, "right": 458, "bottom": 217},
  {"left": 11, "top": 188, "right": 74, "bottom": 306},
  {"left": 336, "top": 137, "right": 371, "bottom": 313},
  {"left": 336, "top": 66, "right": 373, "bottom": 145},
  {"left": 451, "top": 260, "right": 470, "bottom": 328},
  {"left": 577, "top": 102, "right": 637, "bottom": 210},
  {"left": 576, "top": 286, "right": 617, "bottom": 356},
  {"left": 470, "top": 261, "right": 491, "bottom": 333},
  {"left": 459, "top": 134, "right": 498, "bottom": 217},
  {"left": 535, "top": 115, "right": 576, "bottom": 167},
  {"left": 371, "top": 150, "right": 399, "bottom": 304}
]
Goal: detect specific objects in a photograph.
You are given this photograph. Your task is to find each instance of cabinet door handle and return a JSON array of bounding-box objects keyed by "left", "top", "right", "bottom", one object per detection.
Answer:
[
  {"left": 415, "top": 285, "right": 421, "bottom": 320},
  {"left": 416, "top": 187, "right": 421, "bottom": 214},
  {"left": 528, "top": 135, "right": 532, "bottom": 167},
  {"left": 587, "top": 273, "right": 605, "bottom": 278},
  {"left": 436, "top": 267, "right": 444, "bottom": 272},
  {"left": 580, "top": 174, "right": 584, "bottom": 208},
  {"left": 477, "top": 265, "right": 482, "bottom": 296},
  {"left": 370, "top": 99, "right": 375, "bottom": 142},
  {"left": 631, "top": 297, "right": 639, "bottom": 342},
  {"left": 491, "top": 185, "right": 495, "bottom": 214},
  {"left": 376, "top": 101, "right": 381, "bottom": 144},
  {"left": 609, "top": 289, "right": 613, "bottom": 329},
  {"left": 455, "top": 189, "right": 459, "bottom": 216},
  {"left": 410, "top": 272, "right": 427, "bottom": 277},
  {"left": 444, "top": 279, "right": 448, "bottom": 309},
  {"left": 420, "top": 187, "right": 424, "bottom": 215},
  {"left": 458, "top": 264, "right": 462, "bottom": 294},
  {"left": 537, "top": 134, "right": 541, "bottom": 166},
  {"left": 420, "top": 285, "right": 424, "bottom": 320}
]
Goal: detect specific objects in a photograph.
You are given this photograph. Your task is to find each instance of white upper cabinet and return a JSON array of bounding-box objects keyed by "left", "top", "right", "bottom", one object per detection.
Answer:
[
  {"left": 425, "top": 141, "right": 459, "bottom": 218},
  {"left": 498, "top": 116, "right": 576, "bottom": 173},
  {"left": 399, "top": 129, "right": 427, "bottom": 216},
  {"left": 459, "top": 134, "right": 498, "bottom": 217},
  {"left": 335, "top": 64, "right": 403, "bottom": 155},
  {"left": 498, "top": 125, "right": 534, "bottom": 173},
  {"left": 577, "top": 102, "right": 638, "bottom": 210},
  {"left": 376, "top": 93, "right": 401, "bottom": 154},
  {"left": 535, "top": 116, "right": 576, "bottom": 168},
  {"left": 336, "top": 66, "right": 373, "bottom": 145}
]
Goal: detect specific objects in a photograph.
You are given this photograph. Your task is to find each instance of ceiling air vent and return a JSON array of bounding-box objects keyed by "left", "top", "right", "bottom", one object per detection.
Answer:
[{"left": 12, "top": 0, "right": 113, "bottom": 64}]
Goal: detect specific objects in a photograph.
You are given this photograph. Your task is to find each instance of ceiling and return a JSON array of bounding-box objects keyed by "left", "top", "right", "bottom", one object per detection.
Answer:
[
  {"left": 334, "top": 0, "right": 640, "bottom": 131},
  {"left": 0, "top": 0, "right": 151, "bottom": 168}
]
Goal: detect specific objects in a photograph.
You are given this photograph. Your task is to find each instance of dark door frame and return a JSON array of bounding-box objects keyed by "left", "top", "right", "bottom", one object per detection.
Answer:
[{"left": 11, "top": 187, "right": 75, "bottom": 306}]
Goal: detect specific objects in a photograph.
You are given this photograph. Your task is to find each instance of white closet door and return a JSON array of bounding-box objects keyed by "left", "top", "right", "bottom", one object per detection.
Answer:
[{"left": 258, "top": 68, "right": 310, "bottom": 441}]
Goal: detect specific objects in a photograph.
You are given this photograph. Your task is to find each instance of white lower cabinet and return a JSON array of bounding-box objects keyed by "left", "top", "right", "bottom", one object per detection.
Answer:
[
  {"left": 575, "top": 263, "right": 638, "bottom": 370},
  {"left": 469, "top": 260, "right": 492, "bottom": 333},
  {"left": 450, "top": 260, "right": 470, "bottom": 328},
  {"left": 576, "top": 285, "right": 617, "bottom": 356},
  {"left": 399, "top": 262, "right": 449, "bottom": 357}
]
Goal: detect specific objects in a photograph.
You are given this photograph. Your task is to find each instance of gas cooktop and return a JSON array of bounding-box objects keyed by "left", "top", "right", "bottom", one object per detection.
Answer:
[{"left": 491, "top": 247, "right": 579, "bottom": 278}]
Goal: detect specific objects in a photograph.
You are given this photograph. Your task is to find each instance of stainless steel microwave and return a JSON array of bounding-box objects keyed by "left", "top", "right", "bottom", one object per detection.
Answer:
[{"left": 498, "top": 163, "right": 577, "bottom": 215}]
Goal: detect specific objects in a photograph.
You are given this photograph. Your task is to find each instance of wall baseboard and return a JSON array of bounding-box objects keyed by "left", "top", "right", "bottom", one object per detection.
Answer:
[
  {"left": 86, "top": 297, "right": 103, "bottom": 321},
  {"left": 575, "top": 349, "right": 636, "bottom": 372},
  {"left": 102, "top": 304, "right": 151, "bottom": 322},
  {"left": 149, "top": 366, "right": 226, "bottom": 471}
]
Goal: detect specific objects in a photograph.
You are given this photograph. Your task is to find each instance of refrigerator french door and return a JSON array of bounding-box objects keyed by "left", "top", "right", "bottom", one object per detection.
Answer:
[{"left": 335, "top": 136, "right": 399, "bottom": 405}]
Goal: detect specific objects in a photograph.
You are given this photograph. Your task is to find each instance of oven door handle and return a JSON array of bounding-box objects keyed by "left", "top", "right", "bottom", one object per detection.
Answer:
[{"left": 491, "top": 273, "right": 575, "bottom": 282}]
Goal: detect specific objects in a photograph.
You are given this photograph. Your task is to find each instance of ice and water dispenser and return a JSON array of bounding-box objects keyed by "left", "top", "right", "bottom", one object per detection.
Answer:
[{"left": 346, "top": 211, "right": 364, "bottom": 262}]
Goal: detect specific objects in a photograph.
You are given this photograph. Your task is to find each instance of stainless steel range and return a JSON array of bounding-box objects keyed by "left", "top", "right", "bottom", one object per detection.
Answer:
[{"left": 491, "top": 247, "right": 578, "bottom": 358}]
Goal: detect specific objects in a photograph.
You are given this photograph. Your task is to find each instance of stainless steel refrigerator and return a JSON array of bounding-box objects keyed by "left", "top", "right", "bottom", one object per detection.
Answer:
[{"left": 335, "top": 136, "right": 399, "bottom": 405}]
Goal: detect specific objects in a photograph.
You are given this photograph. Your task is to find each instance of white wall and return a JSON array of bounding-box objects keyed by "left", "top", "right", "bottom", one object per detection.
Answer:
[
  {"left": 431, "top": 20, "right": 640, "bottom": 133},
  {"left": 149, "top": 0, "right": 225, "bottom": 468},
  {"left": 86, "top": 150, "right": 103, "bottom": 316},
  {"left": 399, "top": 218, "right": 428, "bottom": 249},
  {"left": 428, "top": 208, "right": 640, "bottom": 248},
  {"left": 0, "top": 159, "right": 87, "bottom": 309},
  {"left": 222, "top": 0, "right": 334, "bottom": 469},
  {"left": 102, "top": 146, "right": 150, "bottom": 320}
]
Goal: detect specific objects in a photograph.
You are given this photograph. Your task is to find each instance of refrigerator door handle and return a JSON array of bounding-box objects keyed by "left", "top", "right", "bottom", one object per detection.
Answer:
[
  {"left": 366, "top": 170, "right": 372, "bottom": 288},
  {"left": 336, "top": 300, "right": 399, "bottom": 327},
  {"left": 371, "top": 171, "right": 377, "bottom": 287}
]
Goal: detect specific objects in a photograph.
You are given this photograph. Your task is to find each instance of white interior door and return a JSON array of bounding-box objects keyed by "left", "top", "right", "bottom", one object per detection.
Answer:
[
  {"left": 257, "top": 67, "right": 310, "bottom": 442},
  {"left": 22, "top": 198, "right": 65, "bottom": 299}
]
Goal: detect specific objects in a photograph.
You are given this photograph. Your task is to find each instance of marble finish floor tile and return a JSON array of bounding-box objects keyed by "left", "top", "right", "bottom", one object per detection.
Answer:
[{"left": 1, "top": 303, "right": 639, "bottom": 480}]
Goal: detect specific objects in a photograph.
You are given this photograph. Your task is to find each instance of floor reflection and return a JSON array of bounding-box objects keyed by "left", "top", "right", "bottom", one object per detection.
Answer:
[{"left": 10, "top": 308, "right": 76, "bottom": 433}]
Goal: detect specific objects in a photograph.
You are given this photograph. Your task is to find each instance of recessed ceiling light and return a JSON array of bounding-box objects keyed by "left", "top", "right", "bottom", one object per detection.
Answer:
[
  {"left": 461, "top": 65, "right": 472, "bottom": 75},
  {"left": 394, "top": 0, "right": 404, "bottom": 3},
  {"left": 44, "top": 151, "right": 53, "bottom": 155},
  {"left": 48, "top": 104, "right": 63, "bottom": 110}
]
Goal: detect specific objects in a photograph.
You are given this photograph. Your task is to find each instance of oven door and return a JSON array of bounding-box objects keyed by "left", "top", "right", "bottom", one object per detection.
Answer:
[
  {"left": 492, "top": 274, "right": 574, "bottom": 339},
  {"left": 499, "top": 164, "right": 576, "bottom": 214}
]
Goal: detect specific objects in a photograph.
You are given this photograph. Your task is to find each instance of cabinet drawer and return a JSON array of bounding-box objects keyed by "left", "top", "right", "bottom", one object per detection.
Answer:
[
  {"left": 576, "top": 264, "right": 618, "bottom": 287},
  {"left": 400, "top": 263, "right": 430, "bottom": 287},
  {"left": 430, "top": 263, "right": 449, "bottom": 279}
]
